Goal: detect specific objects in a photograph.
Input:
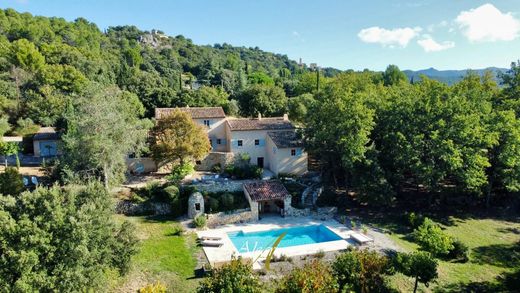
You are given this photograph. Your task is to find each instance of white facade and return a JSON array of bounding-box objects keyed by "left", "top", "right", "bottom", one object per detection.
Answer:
[{"left": 155, "top": 107, "right": 308, "bottom": 176}]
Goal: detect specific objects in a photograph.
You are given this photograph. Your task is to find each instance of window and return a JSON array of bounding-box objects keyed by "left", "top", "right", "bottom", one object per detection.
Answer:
[
  {"left": 237, "top": 140, "right": 243, "bottom": 147},
  {"left": 217, "top": 139, "right": 222, "bottom": 145},
  {"left": 203, "top": 120, "right": 210, "bottom": 127},
  {"left": 291, "top": 149, "right": 296, "bottom": 156},
  {"left": 195, "top": 203, "right": 201, "bottom": 211},
  {"left": 196, "top": 160, "right": 202, "bottom": 165},
  {"left": 254, "top": 139, "right": 260, "bottom": 146}
]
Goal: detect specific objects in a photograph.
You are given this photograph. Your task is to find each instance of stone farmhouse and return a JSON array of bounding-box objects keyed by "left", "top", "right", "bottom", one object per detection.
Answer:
[{"left": 155, "top": 107, "right": 308, "bottom": 176}]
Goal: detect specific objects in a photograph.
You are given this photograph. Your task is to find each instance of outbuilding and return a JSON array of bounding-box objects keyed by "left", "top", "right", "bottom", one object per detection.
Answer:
[
  {"left": 33, "top": 127, "right": 60, "bottom": 157},
  {"left": 243, "top": 180, "right": 291, "bottom": 220}
]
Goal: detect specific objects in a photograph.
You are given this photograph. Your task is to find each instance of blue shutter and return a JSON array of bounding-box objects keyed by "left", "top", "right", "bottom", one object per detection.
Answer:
[
  {"left": 296, "top": 149, "right": 303, "bottom": 156},
  {"left": 272, "top": 146, "right": 277, "bottom": 154},
  {"left": 259, "top": 139, "right": 265, "bottom": 146},
  {"left": 208, "top": 120, "right": 212, "bottom": 127},
  {"left": 231, "top": 139, "right": 237, "bottom": 147},
  {"left": 211, "top": 138, "right": 216, "bottom": 148},
  {"left": 222, "top": 139, "right": 227, "bottom": 145}
]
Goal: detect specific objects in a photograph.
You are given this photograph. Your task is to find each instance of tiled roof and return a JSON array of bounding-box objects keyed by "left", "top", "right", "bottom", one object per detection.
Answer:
[
  {"left": 227, "top": 117, "right": 294, "bottom": 131},
  {"left": 33, "top": 127, "right": 59, "bottom": 141},
  {"left": 268, "top": 130, "right": 303, "bottom": 148},
  {"left": 155, "top": 107, "right": 226, "bottom": 120},
  {"left": 243, "top": 180, "right": 290, "bottom": 201}
]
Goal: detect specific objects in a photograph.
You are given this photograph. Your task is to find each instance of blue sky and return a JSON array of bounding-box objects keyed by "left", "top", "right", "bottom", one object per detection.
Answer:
[{"left": 2, "top": 0, "right": 520, "bottom": 71}]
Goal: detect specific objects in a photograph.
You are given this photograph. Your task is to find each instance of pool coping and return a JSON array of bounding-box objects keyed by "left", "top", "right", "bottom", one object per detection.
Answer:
[{"left": 196, "top": 217, "right": 355, "bottom": 270}]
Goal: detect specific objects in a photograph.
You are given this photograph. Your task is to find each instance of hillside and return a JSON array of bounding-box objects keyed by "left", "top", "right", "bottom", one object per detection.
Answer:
[{"left": 403, "top": 67, "right": 508, "bottom": 85}]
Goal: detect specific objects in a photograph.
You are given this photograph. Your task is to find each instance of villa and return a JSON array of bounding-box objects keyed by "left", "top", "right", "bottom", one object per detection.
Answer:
[{"left": 154, "top": 107, "right": 308, "bottom": 176}]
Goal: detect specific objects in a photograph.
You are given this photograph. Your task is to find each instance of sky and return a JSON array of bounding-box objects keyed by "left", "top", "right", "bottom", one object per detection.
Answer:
[{"left": 1, "top": 0, "right": 520, "bottom": 71}]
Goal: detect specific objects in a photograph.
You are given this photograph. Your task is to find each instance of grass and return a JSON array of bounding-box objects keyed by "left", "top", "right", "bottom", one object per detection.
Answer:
[
  {"left": 379, "top": 217, "right": 520, "bottom": 292},
  {"left": 112, "top": 215, "right": 201, "bottom": 293}
]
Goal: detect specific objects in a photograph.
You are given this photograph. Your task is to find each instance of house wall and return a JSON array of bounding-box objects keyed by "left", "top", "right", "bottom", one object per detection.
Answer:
[
  {"left": 193, "top": 117, "right": 227, "bottom": 152},
  {"left": 33, "top": 139, "right": 60, "bottom": 157},
  {"left": 265, "top": 135, "right": 308, "bottom": 176},
  {"left": 242, "top": 186, "right": 259, "bottom": 221}
]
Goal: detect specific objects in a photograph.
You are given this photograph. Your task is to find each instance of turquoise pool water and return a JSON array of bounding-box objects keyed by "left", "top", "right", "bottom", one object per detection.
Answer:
[{"left": 227, "top": 225, "right": 342, "bottom": 253}]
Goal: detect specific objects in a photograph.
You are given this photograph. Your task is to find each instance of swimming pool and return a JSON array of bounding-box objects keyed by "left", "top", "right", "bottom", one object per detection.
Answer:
[{"left": 227, "top": 225, "right": 342, "bottom": 253}]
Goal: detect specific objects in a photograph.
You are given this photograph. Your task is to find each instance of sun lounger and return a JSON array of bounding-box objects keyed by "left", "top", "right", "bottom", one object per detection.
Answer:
[
  {"left": 201, "top": 240, "right": 223, "bottom": 247},
  {"left": 350, "top": 232, "right": 373, "bottom": 244},
  {"left": 200, "top": 236, "right": 222, "bottom": 241}
]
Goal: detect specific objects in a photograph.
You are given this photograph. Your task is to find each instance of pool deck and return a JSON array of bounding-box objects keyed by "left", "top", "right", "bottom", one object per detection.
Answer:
[{"left": 197, "top": 216, "right": 356, "bottom": 270}]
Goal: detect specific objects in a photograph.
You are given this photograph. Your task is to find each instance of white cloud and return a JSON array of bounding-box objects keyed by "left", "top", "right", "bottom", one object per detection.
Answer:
[
  {"left": 358, "top": 26, "right": 422, "bottom": 48},
  {"left": 455, "top": 3, "right": 520, "bottom": 42},
  {"left": 417, "top": 35, "right": 455, "bottom": 52}
]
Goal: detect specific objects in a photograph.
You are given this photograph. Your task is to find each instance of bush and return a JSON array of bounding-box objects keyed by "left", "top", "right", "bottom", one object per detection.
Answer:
[
  {"left": 138, "top": 282, "right": 167, "bottom": 293},
  {"left": 224, "top": 160, "right": 262, "bottom": 180},
  {"left": 332, "top": 249, "right": 391, "bottom": 293},
  {"left": 211, "top": 163, "right": 221, "bottom": 173},
  {"left": 171, "top": 223, "right": 184, "bottom": 236},
  {"left": 395, "top": 251, "right": 438, "bottom": 293},
  {"left": 407, "top": 212, "right": 425, "bottom": 229},
  {"left": 276, "top": 260, "right": 338, "bottom": 293},
  {"left": 167, "top": 162, "right": 194, "bottom": 183},
  {"left": 193, "top": 215, "right": 207, "bottom": 228},
  {"left": 197, "top": 257, "right": 260, "bottom": 293},
  {"left": 412, "top": 218, "right": 454, "bottom": 256},
  {"left": 448, "top": 239, "right": 469, "bottom": 262},
  {"left": 207, "top": 197, "right": 219, "bottom": 212},
  {"left": 141, "top": 181, "right": 163, "bottom": 200},
  {"left": 0, "top": 167, "right": 24, "bottom": 196},
  {"left": 220, "top": 193, "right": 235, "bottom": 210},
  {"left": 314, "top": 250, "right": 325, "bottom": 259}
]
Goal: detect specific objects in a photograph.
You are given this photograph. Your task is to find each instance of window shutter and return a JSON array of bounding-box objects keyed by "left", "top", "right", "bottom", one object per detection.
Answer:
[
  {"left": 259, "top": 139, "right": 265, "bottom": 146},
  {"left": 296, "top": 149, "right": 303, "bottom": 156},
  {"left": 231, "top": 139, "right": 237, "bottom": 147},
  {"left": 222, "top": 139, "right": 227, "bottom": 145}
]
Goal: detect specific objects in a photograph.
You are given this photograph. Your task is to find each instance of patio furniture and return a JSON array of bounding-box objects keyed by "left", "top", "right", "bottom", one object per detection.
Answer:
[
  {"left": 199, "top": 236, "right": 222, "bottom": 241},
  {"left": 201, "top": 240, "right": 224, "bottom": 247},
  {"left": 350, "top": 232, "right": 373, "bottom": 245}
]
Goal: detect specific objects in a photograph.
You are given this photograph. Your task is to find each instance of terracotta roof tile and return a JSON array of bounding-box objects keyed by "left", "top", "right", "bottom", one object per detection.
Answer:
[
  {"left": 268, "top": 131, "right": 303, "bottom": 148},
  {"left": 227, "top": 117, "right": 294, "bottom": 131},
  {"left": 155, "top": 107, "right": 226, "bottom": 120},
  {"left": 243, "top": 180, "right": 290, "bottom": 201}
]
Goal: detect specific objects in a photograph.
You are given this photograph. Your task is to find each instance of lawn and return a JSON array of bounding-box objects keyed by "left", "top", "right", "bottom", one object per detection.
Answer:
[
  {"left": 375, "top": 216, "right": 520, "bottom": 292},
  {"left": 111, "top": 215, "right": 201, "bottom": 293}
]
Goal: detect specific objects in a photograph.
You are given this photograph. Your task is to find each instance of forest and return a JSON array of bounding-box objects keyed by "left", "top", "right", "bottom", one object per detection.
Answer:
[{"left": 0, "top": 7, "right": 518, "bottom": 209}]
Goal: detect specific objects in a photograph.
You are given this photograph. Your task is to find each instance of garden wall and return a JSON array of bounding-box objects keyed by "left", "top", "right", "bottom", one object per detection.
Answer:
[
  {"left": 191, "top": 179, "right": 258, "bottom": 193},
  {"left": 206, "top": 208, "right": 255, "bottom": 228}
]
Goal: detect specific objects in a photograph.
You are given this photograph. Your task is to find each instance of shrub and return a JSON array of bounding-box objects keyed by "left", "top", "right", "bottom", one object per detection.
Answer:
[
  {"left": 448, "top": 239, "right": 469, "bottom": 262},
  {"left": 407, "top": 212, "right": 425, "bottom": 229},
  {"left": 163, "top": 185, "right": 183, "bottom": 216},
  {"left": 141, "top": 181, "right": 163, "bottom": 200},
  {"left": 221, "top": 193, "right": 235, "bottom": 210},
  {"left": 207, "top": 197, "right": 219, "bottom": 212},
  {"left": 332, "top": 249, "right": 391, "bottom": 293},
  {"left": 412, "top": 218, "right": 454, "bottom": 256},
  {"left": 211, "top": 163, "right": 221, "bottom": 173},
  {"left": 171, "top": 223, "right": 184, "bottom": 236},
  {"left": 0, "top": 167, "right": 24, "bottom": 196},
  {"left": 167, "top": 162, "right": 194, "bottom": 183},
  {"left": 276, "top": 260, "right": 338, "bottom": 293},
  {"left": 193, "top": 215, "right": 206, "bottom": 228},
  {"left": 138, "top": 282, "right": 167, "bottom": 293},
  {"left": 314, "top": 250, "right": 325, "bottom": 259},
  {"left": 197, "top": 257, "right": 260, "bottom": 293}
]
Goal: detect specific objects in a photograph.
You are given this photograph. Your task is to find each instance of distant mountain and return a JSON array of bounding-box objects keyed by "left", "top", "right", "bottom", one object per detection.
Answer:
[{"left": 403, "top": 67, "right": 508, "bottom": 85}]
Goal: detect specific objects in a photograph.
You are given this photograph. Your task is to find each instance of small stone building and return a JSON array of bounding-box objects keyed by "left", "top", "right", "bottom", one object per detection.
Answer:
[
  {"left": 243, "top": 180, "right": 291, "bottom": 220},
  {"left": 33, "top": 127, "right": 60, "bottom": 157},
  {"left": 188, "top": 192, "right": 204, "bottom": 219}
]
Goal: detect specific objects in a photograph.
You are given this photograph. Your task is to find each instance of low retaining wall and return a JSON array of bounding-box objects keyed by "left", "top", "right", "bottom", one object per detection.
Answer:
[
  {"left": 206, "top": 208, "right": 255, "bottom": 228},
  {"left": 285, "top": 206, "right": 337, "bottom": 220},
  {"left": 115, "top": 200, "right": 171, "bottom": 216},
  {"left": 190, "top": 179, "right": 258, "bottom": 193}
]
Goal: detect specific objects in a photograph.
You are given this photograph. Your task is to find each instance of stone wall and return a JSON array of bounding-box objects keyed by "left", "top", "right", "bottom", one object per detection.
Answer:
[
  {"left": 195, "top": 151, "right": 235, "bottom": 172},
  {"left": 285, "top": 206, "right": 337, "bottom": 220},
  {"left": 115, "top": 200, "right": 171, "bottom": 216},
  {"left": 206, "top": 208, "right": 255, "bottom": 228},
  {"left": 191, "top": 179, "right": 258, "bottom": 193}
]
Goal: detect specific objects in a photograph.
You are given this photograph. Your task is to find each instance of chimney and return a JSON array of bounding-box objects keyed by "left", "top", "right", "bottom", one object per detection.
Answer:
[
  {"left": 283, "top": 114, "right": 288, "bottom": 121},
  {"left": 258, "top": 113, "right": 262, "bottom": 120}
]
